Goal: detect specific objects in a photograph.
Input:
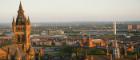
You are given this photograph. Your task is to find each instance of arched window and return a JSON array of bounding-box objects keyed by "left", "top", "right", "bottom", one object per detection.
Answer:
[{"left": 17, "top": 35, "right": 20, "bottom": 43}]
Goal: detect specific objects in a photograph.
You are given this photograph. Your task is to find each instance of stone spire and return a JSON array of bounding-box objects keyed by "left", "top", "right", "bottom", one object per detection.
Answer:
[
  {"left": 16, "top": 1, "right": 26, "bottom": 25},
  {"left": 12, "top": 17, "right": 16, "bottom": 32},
  {"left": 27, "top": 16, "right": 30, "bottom": 25},
  {"left": 18, "top": 1, "right": 24, "bottom": 14},
  {"left": 12, "top": 17, "right": 15, "bottom": 25}
]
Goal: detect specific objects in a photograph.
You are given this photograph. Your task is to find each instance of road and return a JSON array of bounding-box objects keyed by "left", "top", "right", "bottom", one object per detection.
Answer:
[{"left": 84, "top": 55, "right": 109, "bottom": 60}]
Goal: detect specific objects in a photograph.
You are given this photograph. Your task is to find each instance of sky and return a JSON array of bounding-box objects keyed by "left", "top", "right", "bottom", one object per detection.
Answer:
[{"left": 0, "top": 0, "right": 140, "bottom": 23}]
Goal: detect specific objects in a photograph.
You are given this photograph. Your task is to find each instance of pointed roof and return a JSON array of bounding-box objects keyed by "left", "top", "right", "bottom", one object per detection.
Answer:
[
  {"left": 16, "top": 1, "right": 27, "bottom": 25},
  {"left": 18, "top": 1, "right": 24, "bottom": 13},
  {"left": 12, "top": 17, "right": 15, "bottom": 24},
  {"left": 19, "top": 1, "right": 23, "bottom": 10},
  {"left": 27, "top": 16, "right": 30, "bottom": 24}
]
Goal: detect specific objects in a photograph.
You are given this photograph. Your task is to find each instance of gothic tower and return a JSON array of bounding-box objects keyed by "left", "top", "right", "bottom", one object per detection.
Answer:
[{"left": 12, "top": 1, "right": 31, "bottom": 51}]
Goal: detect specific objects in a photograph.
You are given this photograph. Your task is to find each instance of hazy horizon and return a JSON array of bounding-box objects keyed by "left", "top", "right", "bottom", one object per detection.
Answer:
[{"left": 0, "top": 0, "right": 140, "bottom": 23}]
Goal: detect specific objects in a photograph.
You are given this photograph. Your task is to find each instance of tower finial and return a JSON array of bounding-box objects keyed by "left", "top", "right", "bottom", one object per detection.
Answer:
[
  {"left": 27, "top": 16, "right": 30, "bottom": 24},
  {"left": 18, "top": 0, "right": 24, "bottom": 14},
  {"left": 12, "top": 17, "right": 15, "bottom": 24},
  {"left": 19, "top": 1, "right": 23, "bottom": 10}
]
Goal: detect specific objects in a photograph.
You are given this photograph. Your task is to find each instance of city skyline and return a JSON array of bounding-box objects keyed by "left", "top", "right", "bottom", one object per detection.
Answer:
[
  {"left": 0, "top": 1, "right": 140, "bottom": 60},
  {"left": 0, "top": 0, "right": 140, "bottom": 23}
]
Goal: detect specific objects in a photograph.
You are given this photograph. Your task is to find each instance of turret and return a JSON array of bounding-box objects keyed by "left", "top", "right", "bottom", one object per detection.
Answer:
[
  {"left": 26, "top": 16, "right": 30, "bottom": 25},
  {"left": 25, "top": 16, "right": 31, "bottom": 51},
  {"left": 12, "top": 17, "right": 16, "bottom": 32}
]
